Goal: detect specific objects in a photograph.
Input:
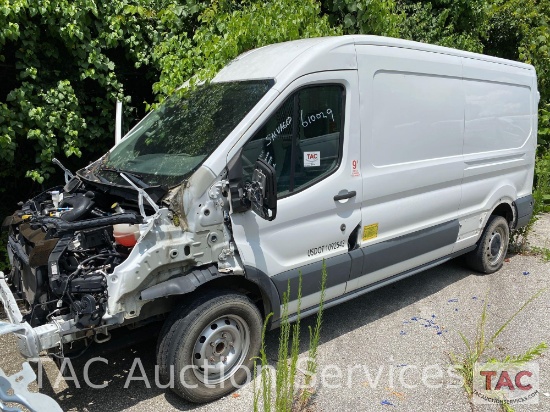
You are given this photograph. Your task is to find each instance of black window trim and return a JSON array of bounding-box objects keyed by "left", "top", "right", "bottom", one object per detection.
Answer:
[{"left": 242, "top": 82, "right": 347, "bottom": 200}]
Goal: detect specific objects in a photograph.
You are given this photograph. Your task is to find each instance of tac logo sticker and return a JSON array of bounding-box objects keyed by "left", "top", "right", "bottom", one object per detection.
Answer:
[
  {"left": 304, "top": 151, "right": 320, "bottom": 167},
  {"left": 362, "top": 223, "right": 378, "bottom": 241}
]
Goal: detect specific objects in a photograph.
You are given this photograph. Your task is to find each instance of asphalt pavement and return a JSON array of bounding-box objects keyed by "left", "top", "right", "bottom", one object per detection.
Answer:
[{"left": 1, "top": 214, "right": 549, "bottom": 412}]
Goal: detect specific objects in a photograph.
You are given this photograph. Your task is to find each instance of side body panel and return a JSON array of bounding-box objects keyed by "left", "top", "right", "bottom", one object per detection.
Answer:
[
  {"left": 454, "top": 58, "right": 537, "bottom": 250},
  {"left": 348, "top": 45, "right": 464, "bottom": 292}
]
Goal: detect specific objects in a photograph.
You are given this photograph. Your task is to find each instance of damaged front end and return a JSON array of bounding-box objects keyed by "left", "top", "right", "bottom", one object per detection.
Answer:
[
  {"left": 0, "top": 80, "right": 275, "bottom": 408},
  {"left": 0, "top": 170, "right": 153, "bottom": 358},
  {"left": 0, "top": 159, "right": 241, "bottom": 363}
]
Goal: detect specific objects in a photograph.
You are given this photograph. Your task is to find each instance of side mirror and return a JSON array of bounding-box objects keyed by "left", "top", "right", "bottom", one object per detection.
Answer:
[{"left": 247, "top": 158, "right": 277, "bottom": 221}]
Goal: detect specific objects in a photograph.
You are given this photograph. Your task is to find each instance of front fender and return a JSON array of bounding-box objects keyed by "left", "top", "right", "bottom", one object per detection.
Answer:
[{"left": 140, "top": 266, "right": 233, "bottom": 300}]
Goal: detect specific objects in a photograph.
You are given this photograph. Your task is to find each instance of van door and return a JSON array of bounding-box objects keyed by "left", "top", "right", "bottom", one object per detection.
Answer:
[
  {"left": 230, "top": 71, "right": 362, "bottom": 313},
  {"left": 347, "top": 45, "right": 464, "bottom": 292}
]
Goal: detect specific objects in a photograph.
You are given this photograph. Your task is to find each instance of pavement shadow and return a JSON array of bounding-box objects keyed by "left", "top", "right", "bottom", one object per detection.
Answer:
[
  {"left": 36, "top": 328, "right": 206, "bottom": 411},
  {"left": 261, "top": 256, "right": 472, "bottom": 361},
  {"left": 36, "top": 257, "right": 472, "bottom": 411}
]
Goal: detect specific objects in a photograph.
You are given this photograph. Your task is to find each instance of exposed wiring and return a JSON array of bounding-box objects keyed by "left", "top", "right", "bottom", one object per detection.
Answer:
[
  {"left": 28, "top": 298, "right": 59, "bottom": 326},
  {"left": 50, "top": 340, "right": 93, "bottom": 360}
]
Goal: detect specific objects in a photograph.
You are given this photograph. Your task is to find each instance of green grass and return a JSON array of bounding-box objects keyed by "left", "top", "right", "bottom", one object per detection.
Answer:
[
  {"left": 450, "top": 290, "right": 547, "bottom": 411},
  {"left": 530, "top": 246, "right": 550, "bottom": 261},
  {"left": 254, "top": 261, "right": 327, "bottom": 412}
]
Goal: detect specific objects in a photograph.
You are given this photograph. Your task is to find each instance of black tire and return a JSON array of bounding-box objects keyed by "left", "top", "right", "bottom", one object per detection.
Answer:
[
  {"left": 156, "top": 290, "right": 262, "bottom": 403},
  {"left": 466, "top": 215, "right": 510, "bottom": 274}
]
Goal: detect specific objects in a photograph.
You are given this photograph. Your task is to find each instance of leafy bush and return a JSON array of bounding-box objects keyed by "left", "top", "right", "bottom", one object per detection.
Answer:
[
  {"left": 0, "top": 1, "right": 168, "bottom": 182},
  {"left": 152, "top": 0, "right": 340, "bottom": 100}
]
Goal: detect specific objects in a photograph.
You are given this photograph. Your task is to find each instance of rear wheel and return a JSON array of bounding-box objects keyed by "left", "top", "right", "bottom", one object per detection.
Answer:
[
  {"left": 466, "top": 215, "right": 510, "bottom": 274},
  {"left": 156, "top": 290, "right": 262, "bottom": 403}
]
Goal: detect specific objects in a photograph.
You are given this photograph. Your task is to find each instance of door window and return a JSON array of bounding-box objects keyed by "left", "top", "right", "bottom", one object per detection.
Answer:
[{"left": 241, "top": 85, "right": 344, "bottom": 197}]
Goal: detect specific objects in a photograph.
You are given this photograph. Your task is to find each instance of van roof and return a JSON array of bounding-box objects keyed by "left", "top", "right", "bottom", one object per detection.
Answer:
[{"left": 212, "top": 35, "right": 535, "bottom": 84}]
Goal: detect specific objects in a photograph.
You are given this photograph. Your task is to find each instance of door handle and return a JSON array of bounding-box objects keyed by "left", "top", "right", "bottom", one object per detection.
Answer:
[{"left": 333, "top": 191, "right": 356, "bottom": 201}]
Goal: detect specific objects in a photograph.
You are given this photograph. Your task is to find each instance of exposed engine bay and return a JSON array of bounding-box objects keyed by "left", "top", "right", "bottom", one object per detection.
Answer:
[
  {"left": 1, "top": 161, "right": 243, "bottom": 357},
  {"left": 2, "top": 174, "right": 154, "bottom": 330}
]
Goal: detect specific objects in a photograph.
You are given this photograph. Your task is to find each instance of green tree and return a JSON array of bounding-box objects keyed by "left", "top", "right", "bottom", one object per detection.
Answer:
[
  {"left": 322, "top": 0, "right": 402, "bottom": 37},
  {"left": 151, "top": 0, "right": 340, "bottom": 101},
  {"left": 396, "top": 0, "right": 489, "bottom": 52},
  {"left": 0, "top": 0, "right": 170, "bottom": 183},
  {"left": 1, "top": 0, "right": 549, "bottom": 190}
]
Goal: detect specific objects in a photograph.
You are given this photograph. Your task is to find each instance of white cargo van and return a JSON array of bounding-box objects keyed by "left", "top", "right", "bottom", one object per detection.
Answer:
[{"left": 0, "top": 35, "right": 537, "bottom": 404}]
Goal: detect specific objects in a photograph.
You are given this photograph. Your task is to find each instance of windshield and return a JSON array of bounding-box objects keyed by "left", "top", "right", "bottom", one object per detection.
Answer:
[{"left": 98, "top": 80, "right": 273, "bottom": 187}]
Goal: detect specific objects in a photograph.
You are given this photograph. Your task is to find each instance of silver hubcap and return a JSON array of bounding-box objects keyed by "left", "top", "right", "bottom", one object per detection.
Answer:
[
  {"left": 192, "top": 315, "right": 250, "bottom": 384},
  {"left": 487, "top": 227, "right": 506, "bottom": 265}
]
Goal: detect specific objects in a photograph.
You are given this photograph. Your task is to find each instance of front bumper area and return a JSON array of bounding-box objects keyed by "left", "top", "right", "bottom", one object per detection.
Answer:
[{"left": 0, "top": 271, "right": 60, "bottom": 358}]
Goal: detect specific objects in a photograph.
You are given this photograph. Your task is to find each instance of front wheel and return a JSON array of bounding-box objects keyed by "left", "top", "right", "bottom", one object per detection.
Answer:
[
  {"left": 156, "top": 290, "right": 263, "bottom": 403},
  {"left": 466, "top": 215, "right": 510, "bottom": 274}
]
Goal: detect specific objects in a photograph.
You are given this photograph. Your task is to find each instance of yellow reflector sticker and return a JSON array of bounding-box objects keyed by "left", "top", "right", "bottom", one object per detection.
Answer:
[{"left": 362, "top": 223, "right": 379, "bottom": 241}]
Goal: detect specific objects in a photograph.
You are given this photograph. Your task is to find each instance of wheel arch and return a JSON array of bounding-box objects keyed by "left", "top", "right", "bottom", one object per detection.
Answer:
[
  {"left": 140, "top": 265, "right": 281, "bottom": 328},
  {"left": 490, "top": 202, "right": 515, "bottom": 226},
  {"left": 482, "top": 186, "right": 516, "bottom": 230}
]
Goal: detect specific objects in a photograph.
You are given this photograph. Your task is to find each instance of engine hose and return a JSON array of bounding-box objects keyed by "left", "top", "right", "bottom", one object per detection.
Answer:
[
  {"left": 8, "top": 236, "right": 29, "bottom": 266},
  {"left": 32, "top": 213, "right": 143, "bottom": 234}
]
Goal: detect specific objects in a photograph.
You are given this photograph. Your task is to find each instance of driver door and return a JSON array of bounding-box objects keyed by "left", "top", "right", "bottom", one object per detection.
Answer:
[{"left": 230, "top": 71, "right": 362, "bottom": 314}]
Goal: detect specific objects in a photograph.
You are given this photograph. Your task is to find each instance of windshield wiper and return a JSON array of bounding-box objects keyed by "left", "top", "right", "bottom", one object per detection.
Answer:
[
  {"left": 118, "top": 172, "right": 160, "bottom": 218},
  {"left": 96, "top": 166, "right": 159, "bottom": 218},
  {"left": 97, "top": 167, "right": 150, "bottom": 189},
  {"left": 52, "top": 158, "right": 74, "bottom": 184}
]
